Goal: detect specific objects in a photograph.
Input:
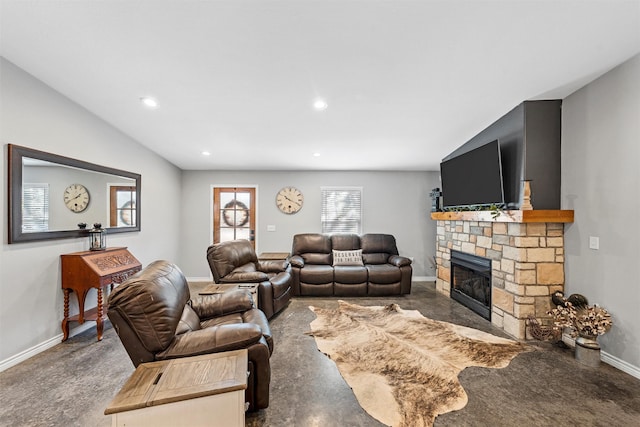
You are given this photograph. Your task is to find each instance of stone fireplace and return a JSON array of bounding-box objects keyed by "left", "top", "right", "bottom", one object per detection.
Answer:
[{"left": 432, "top": 210, "right": 573, "bottom": 339}]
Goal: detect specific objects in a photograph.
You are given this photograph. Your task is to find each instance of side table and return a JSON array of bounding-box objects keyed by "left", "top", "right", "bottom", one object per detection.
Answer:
[
  {"left": 258, "top": 252, "right": 290, "bottom": 261},
  {"left": 105, "top": 350, "right": 248, "bottom": 427},
  {"left": 199, "top": 283, "right": 259, "bottom": 309}
]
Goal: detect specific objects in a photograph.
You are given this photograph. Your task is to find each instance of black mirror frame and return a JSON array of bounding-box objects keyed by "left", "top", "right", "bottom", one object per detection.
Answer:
[{"left": 8, "top": 144, "right": 141, "bottom": 243}]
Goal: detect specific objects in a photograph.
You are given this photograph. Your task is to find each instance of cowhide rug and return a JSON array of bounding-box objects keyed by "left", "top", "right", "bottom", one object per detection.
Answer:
[{"left": 307, "top": 301, "right": 530, "bottom": 427}]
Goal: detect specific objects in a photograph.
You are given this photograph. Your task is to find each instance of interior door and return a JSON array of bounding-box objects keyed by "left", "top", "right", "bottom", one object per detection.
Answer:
[
  {"left": 213, "top": 187, "right": 256, "bottom": 248},
  {"left": 109, "top": 186, "right": 136, "bottom": 227}
]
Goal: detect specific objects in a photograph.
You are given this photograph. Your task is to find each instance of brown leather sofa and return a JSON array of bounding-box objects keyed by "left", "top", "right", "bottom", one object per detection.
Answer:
[
  {"left": 107, "top": 260, "right": 272, "bottom": 411},
  {"left": 206, "top": 239, "right": 292, "bottom": 320},
  {"left": 290, "top": 233, "right": 412, "bottom": 296}
]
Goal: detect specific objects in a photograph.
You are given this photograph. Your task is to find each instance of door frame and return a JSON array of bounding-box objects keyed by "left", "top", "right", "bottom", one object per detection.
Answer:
[{"left": 209, "top": 184, "right": 259, "bottom": 250}]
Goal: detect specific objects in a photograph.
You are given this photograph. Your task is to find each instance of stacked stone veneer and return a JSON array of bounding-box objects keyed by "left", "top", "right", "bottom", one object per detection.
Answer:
[{"left": 435, "top": 220, "right": 565, "bottom": 339}]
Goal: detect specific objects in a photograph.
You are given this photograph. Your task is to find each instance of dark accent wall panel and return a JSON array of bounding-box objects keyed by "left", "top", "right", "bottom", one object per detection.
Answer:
[
  {"left": 442, "top": 100, "right": 561, "bottom": 209},
  {"left": 523, "top": 100, "right": 562, "bottom": 210}
]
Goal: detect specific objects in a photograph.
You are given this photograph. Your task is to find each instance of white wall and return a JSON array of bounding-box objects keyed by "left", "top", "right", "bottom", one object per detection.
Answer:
[
  {"left": 0, "top": 58, "right": 183, "bottom": 366},
  {"left": 562, "top": 54, "right": 640, "bottom": 372},
  {"left": 179, "top": 170, "right": 440, "bottom": 280}
]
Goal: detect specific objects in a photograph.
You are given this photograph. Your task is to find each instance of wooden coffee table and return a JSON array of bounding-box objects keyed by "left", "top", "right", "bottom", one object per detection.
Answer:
[{"left": 105, "top": 350, "right": 248, "bottom": 427}]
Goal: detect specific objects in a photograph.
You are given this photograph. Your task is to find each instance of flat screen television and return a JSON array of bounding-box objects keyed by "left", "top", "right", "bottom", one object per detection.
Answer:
[{"left": 440, "top": 139, "right": 504, "bottom": 208}]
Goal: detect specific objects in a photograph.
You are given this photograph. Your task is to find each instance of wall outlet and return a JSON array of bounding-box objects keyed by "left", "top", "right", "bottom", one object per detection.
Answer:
[
  {"left": 589, "top": 236, "right": 599, "bottom": 250},
  {"left": 267, "top": 225, "right": 276, "bottom": 232}
]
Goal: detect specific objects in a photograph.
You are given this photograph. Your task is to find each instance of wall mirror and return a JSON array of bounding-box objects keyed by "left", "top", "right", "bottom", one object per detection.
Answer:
[{"left": 8, "top": 144, "right": 141, "bottom": 243}]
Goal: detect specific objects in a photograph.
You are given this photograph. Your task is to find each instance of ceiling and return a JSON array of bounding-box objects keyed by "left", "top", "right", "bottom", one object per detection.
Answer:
[{"left": 1, "top": 1, "right": 639, "bottom": 171}]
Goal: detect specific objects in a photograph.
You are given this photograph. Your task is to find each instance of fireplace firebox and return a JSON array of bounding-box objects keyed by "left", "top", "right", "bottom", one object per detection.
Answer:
[{"left": 450, "top": 250, "right": 491, "bottom": 320}]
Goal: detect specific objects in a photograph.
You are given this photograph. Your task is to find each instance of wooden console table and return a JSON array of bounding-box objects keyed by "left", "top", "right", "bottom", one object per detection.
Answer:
[
  {"left": 105, "top": 350, "right": 248, "bottom": 427},
  {"left": 61, "top": 247, "right": 141, "bottom": 342}
]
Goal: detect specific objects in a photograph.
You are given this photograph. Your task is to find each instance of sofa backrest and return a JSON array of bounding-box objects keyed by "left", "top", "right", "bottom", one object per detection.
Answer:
[
  {"left": 292, "top": 233, "right": 332, "bottom": 264},
  {"left": 207, "top": 239, "right": 259, "bottom": 282},
  {"left": 108, "top": 260, "right": 190, "bottom": 354},
  {"left": 361, "top": 234, "right": 399, "bottom": 264},
  {"left": 330, "top": 234, "right": 361, "bottom": 251}
]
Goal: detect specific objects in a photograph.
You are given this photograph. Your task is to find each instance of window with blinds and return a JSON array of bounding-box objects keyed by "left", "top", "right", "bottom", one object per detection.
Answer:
[
  {"left": 321, "top": 187, "right": 362, "bottom": 234},
  {"left": 22, "top": 183, "right": 49, "bottom": 232}
]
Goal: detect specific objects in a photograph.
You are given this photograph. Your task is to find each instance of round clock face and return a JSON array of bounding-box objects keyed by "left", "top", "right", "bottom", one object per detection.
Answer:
[
  {"left": 276, "top": 186, "right": 303, "bottom": 214},
  {"left": 63, "top": 183, "right": 90, "bottom": 213}
]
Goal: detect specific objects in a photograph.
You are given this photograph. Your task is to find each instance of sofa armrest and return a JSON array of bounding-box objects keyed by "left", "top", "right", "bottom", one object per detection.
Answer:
[
  {"left": 389, "top": 255, "right": 412, "bottom": 267},
  {"left": 157, "top": 323, "right": 264, "bottom": 359},
  {"left": 258, "top": 259, "right": 290, "bottom": 273},
  {"left": 289, "top": 255, "right": 305, "bottom": 268},
  {"left": 221, "top": 270, "right": 269, "bottom": 283},
  {"left": 190, "top": 290, "right": 254, "bottom": 319}
]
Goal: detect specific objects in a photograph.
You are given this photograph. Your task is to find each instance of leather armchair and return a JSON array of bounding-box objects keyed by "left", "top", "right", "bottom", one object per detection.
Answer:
[
  {"left": 206, "top": 239, "right": 292, "bottom": 319},
  {"left": 107, "top": 260, "right": 272, "bottom": 411}
]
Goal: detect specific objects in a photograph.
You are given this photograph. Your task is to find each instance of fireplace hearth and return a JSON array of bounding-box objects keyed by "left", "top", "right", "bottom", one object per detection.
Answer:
[{"left": 450, "top": 250, "right": 492, "bottom": 320}]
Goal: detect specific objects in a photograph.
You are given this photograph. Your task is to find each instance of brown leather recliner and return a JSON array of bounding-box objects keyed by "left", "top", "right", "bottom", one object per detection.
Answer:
[
  {"left": 206, "top": 240, "right": 292, "bottom": 319},
  {"left": 107, "top": 260, "right": 272, "bottom": 411}
]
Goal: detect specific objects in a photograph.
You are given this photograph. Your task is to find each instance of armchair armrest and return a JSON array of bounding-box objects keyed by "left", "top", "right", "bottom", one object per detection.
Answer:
[
  {"left": 221, "top": 270, "right": 269, "bottom": 283},
  {"left": 389, "top": 255, "right": 412, "bottom": 267},
  {"left": 258, "top": 259, "right": 290, "bottom": 273},
  {"left": 289, "top": 255, "right": 305, "bottom": 268},
  {"left": 190, "top": 290, "right": 254, "bottom": 319},
  {"left": 157, "top": 323, "right": 264, "bottom": 359}
]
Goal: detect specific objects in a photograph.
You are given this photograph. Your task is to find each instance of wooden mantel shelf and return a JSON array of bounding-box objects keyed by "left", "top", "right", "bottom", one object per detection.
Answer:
[{"left": 430, "top": 209, "right": 574, "bottom": 223}]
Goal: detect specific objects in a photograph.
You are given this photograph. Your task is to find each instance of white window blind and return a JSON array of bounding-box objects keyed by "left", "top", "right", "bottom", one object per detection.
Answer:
[
  {"left": 321, "top": 187, "right": 362, "bottom": 234},
  {"left": 22, "top": 183, "right": 49, "bottom": 232}
]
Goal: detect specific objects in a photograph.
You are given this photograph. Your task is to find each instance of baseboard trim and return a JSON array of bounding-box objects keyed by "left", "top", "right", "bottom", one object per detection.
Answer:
[
  {"left": 601, "top": 351, "right": 640, "bottom": 379},
  {"left": 0, "top": 322, "right": 95, "bottom": 373},
  {"left": 562, "top": 333, "right": 639, "bottom": 379}
]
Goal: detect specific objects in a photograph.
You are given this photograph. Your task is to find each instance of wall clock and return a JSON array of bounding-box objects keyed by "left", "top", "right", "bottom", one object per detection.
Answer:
[
  {"left": 63, "top": 183, "right": 90, "bottom": 213},
  {"left": 276, "top": 186, "right": 303, "bottom": 214}
]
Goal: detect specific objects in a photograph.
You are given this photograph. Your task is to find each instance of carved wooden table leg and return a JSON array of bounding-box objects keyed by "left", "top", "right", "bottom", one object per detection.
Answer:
[
  {"left": 61, "top": 288, "right": 70, "bottom": 342},
  {"left": 96, "top": 287, "right": 104, "bottom": 341}
]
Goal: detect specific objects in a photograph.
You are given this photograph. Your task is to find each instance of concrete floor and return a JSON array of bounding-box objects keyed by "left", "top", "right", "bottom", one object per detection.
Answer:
[{"left": 1, "top": 281, "right": 639, "bottom": 427}]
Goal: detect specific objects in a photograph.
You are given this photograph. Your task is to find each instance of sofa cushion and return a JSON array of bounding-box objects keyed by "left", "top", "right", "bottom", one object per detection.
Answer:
[
  {"left": 332, "top": 249, "right": 364, "bottom": 266},
  {"left": 299, "top": 264, "right": 334, "bottom": 284},
  {"left": 176, "top": 305, "right": 202, "bottom": 335},
  {"left": 330, "top": 234, "right": 360, "bottom": 251},
  {"left": 361, "top": 234, "right": 399, "bottom": 265},
  {"left": 292, "top": 234, "right": 332, "bottom": 264},
  {"left": 366, "top": 264, "right": 402, "bottom": 284},
  {"left": 334, "top": 265, "right": 368, "bottom": 284}
]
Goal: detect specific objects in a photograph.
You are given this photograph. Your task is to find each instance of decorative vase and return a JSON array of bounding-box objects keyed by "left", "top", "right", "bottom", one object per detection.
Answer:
[
  {"left": 521, "top": 180, "right": 533, "bottom": 210},
  {"left": 576, "top": 334, "right": 600, "bottom": 349},
  {"left": 574, "top": 334, "right": 601, "bottom": 367}
]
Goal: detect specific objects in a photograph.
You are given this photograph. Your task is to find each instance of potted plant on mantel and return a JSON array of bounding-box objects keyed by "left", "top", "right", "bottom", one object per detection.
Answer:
[{"left": 547, "top": 292, "right": 613, "bottom": 367}]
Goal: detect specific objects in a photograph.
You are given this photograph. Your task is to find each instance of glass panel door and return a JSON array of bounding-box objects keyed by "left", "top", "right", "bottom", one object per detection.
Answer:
[{"left": 213, "top": 187, "right": 256, "bottom": 247}]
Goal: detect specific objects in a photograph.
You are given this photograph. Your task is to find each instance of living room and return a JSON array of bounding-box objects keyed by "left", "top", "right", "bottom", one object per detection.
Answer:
[{"left": 1, "top": 1, "right": 639, "bottom": 426}]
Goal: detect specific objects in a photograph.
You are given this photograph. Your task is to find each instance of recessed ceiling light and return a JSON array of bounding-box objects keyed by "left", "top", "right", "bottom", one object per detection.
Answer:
[
  {"left": 313, "top": 152, "right": 321, "bottom": 157},
  {"left": 313, "top": 99, "right": 328, "bottom": 111},
  {"left": 140, "top": 97, "right": 158, "bottom": 108},
  {"left": 201, "top": 151, "right": 211, "bottom": 156}
]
